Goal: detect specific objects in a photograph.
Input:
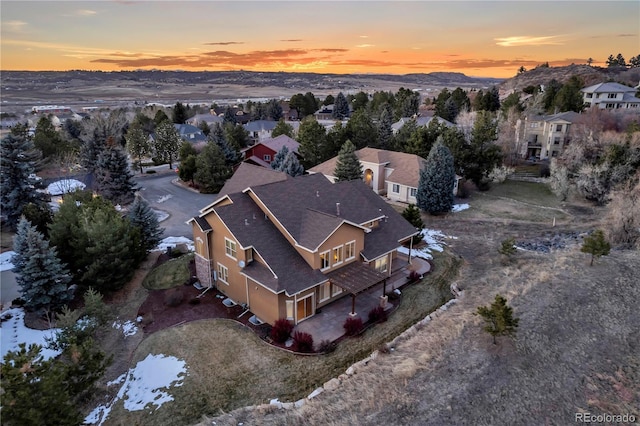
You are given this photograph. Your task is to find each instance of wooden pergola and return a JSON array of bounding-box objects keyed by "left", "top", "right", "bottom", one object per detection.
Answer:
[{"left": 326, "top": 262, "right": 387, "bottom": 316}]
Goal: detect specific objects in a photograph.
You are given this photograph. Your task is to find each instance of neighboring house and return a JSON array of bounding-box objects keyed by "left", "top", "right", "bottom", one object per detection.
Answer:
[
  {"left": 241, "top": 134, "right": 300, "bottom": 167},
  {"left": 188, "top": 166, "right": 418, "bottom": 326},
  {"left": 391, "top": 115, "right": 454, "bottom": 134},
  {"left": 515, "top": 111, "right": 580, "bottom": 159},
  {"left": 50, "top": 112, "right": 82, "bottom": 128},
  {"left": 309, "top": 147, "right": 459, "bottom": 204},
  {"left": 314, "top": 105, "right": 334, "bottom": 120},
  {"left": 243, "top": 120, "right": 278, "bottom": 143},
  {"left": 186, "top": 113, "right": 223, "bottom": 127},
  {"left": 174, "top": 124, "right": 208, "bottom": 149},
  {"left": 581, "top": 82, "right": 640, "bottom": 110}
]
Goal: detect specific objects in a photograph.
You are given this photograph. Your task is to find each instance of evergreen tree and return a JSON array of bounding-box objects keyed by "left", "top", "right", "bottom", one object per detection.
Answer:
[
  {"left": 405, "top": 120, "right": 444, "bottom": 159},
  {"left": 498, "top": 237, "right": 517, "bottom": 257},
  {"left": 223, "top": 106, "right": 237, "bottom": 125},
  {"left": 581, "top": 230, "right": 611, "bottom": 266},
  {"left": 377, "top": 108, "right": 393, "bottom": 150},
  {"left": 198, "top": 120, "right": 211, "bottom": 136},
  {"left": 297, "top": 116, "right": 328, "bottom": 168},
  {"left": 11, "top": 218, "right": 73, "bottom": 315},
  {"left": 334, "top": 140, "right": 363, "bottom": 181},
  {"left": 464, "top": 111, "right": 502, "bottom": 190},
  {"left": 553, "top": 76, "right": 585, "bottom": 113},
  {"left": 434, "top": 88, "right": 451, "bottom": 117},
  {"left": 172, "top": 101, "right": 189, "bottom": 124},
  {"left": 416, "top": 139, "right": 455, "bottom": 214},
  {"left": 271, "top": 118, "right": 294, "bottom": 138},
  {"left": 95, "top": 145, "right": 138, "bottom": 205},
  {"left": 323, "top": 94, "right": 335, "bottom": 106},
  {"left": 80, "top": 110, "right": 128, "bottom": 174},
  {"left": 401, "top": 203, "right": 424, "bottom": 244},
  {"left": 270, "top": 146, "right": 290, "bottom": 170},
  {"left": 542, "top": 79, "right": 562, "bottom": 112},
  {"left": 224, "top": 122, "right": 250, "bottom": 149},
  {"left": 345, "top": 109, "right": 376, "bottom": 149},
  {"left": 125, "top": 121, "right": 151, "bottom": 173},
  {"left": 153, "top": 110, "right": 169, "bottom": 126},
  {"left": 0, "top": 130, "right": 48, "bottom": 229},
  {"left": 333, "top": 92, "right": 350, "bottom": 120},
  {"left": 476, "top": 294, "right": 519, "bottom": 344},
  {"left": 394, "top": 87, "right": 420, "bottom": 119},
  {"left": 33, "top": 115, "right": 66, "bottom": 159},
  {"left": 266, "top": 99, "right": 284, "bottom": 121},
  {"left": 280, "top": 152, "right": 305, "bottom": 177},
  {"left": 195, "top": 142, "right": 231, "bottom": 193},
  {"left": 392, "top": 118, "right": 418, "bottom": 152},
  {"left": 22, "top": 202, "right": 53, "bottom": 238},
  {"left": 325, "top": 121, "right": 349, "bottom": 160},
  {"left": 127, "top": 196, "right": 164, "bottom": 256},
  {"left": 153, "top": 120, "right": 181, "bottom": 169},
  {"left": 352, "top": 91, "right": 369, "bottom": 111},
  {"left": 179, "top": 154, "right": 197, "bottom": 185}
]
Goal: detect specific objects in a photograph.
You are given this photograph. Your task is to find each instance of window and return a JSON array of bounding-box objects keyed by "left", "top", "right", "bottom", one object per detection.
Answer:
[
  {"left": 332, "top": 284, "right": 343, "bottom": 297},
  {"left": 318, "top": 282, "right": 331, "bottom": 302},
  {"left": 246, "top": 248, "right": 253, "bottom": 263},
  {"left": 196, "top": 237, "right": 204, "bottom": 256},
  {"left": 607, "top": 93, "right": 616, "bottom": 99},
  {"left": 345, "top": 241, "right": 356, "bottom": 261},
  {"left": 225, "top": 238, "right": 237, "bottom": 259},
  {"left": 410, "top": 188, "right": 417, "bottom": 197},
  {"left": 264, "top": 154, "right": 271, "bottom": 162},
  {"left": 332, "top": 246, "right": 343, "bottom": 265},
  {"left": 374, "top": 256, "right": 388, "bottom": 273},
  {"left": 586, "top": 93, "right": 593, "bottom": 98},
  {"left": 320, "top": 251, "right": 330, "bottom": 270},
  {"left": 553, "top": 137, "right": 561, "bottom": 145},
  {"left": 217, "top": 263, "right": 229, "bottom": 284},
  {"left": 555, "top": 124, "right": 563, "bottom": 132},
  {"left": 286, "top": 300, "right": 294, "bottom": 320},
  {"left": 392, "top": 184, "right": 400, "bottom": 193}
]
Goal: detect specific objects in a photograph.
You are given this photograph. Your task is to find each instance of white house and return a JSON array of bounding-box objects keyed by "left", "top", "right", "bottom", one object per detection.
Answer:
[{"left": 581, "top": 82, "right": 640, "bottom": 110}]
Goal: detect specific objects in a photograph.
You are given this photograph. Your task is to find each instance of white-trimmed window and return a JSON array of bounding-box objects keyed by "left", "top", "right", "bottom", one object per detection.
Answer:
[
  {"left": 332, "top": 284, "right": 343, "bottom": 297},
  {"left": 320, "top": 251, "right": 330, "bottom": 270},
  {"left": 196, "top": 237, "right": 204, "bottom": 256},
  {"left": 374, "top": 256, "right": 388, "bottom": 273},
  {"left": 225, "top": 238, "right": 237, "bottom": 259},
  {"left": 345, "top": 241, "right": 356, "bottom": 261},
  {"left": 555, "top": 124, "right": 563, "bottom": 132},
  {"left": 607, "top": 93, "right": 616, "bottom": 99},
  {"left": 318, "top": 282, "right": 331, "bottom": 302},
  {"left": 392, "top": 184, "right": 400, "bottom": 193},
  {"left": 246, "top": 248, "right": 253, "bottom": 263},
  {"left": 332, "top": 246, "right": 343, "bottom": 266},
  {"left": 286, "top": 300, "right": 294, "bottom": 320},
  {"left": 217, "top": 263, "right": 229, "bottom": 284},
  {"left": 410, "top": 188, "right": 417, "bottom": 197}
]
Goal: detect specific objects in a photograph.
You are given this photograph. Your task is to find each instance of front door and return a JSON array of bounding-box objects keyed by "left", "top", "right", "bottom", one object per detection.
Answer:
[{"left": 296, "top": 295, "right": 314, "bottom": 323}]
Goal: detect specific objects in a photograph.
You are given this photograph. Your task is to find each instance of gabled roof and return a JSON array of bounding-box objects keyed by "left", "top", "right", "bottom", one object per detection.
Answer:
[
  {"left": 174, "top": 124, "right": 207, "bottom": 143},
  {"left": 243, "top": 120, "right": 278, "bottom": 132},
  {"left": 200, "top": 162, "right": 289, "bottom": 212},
  {"left": 542, "top": 111, "right": 580, "bottom": 124},
  {"left": 309, "top": 148, "right": 427, "bottom": 188},
  {"left": 581, "top": 82, "right": 636, "bottom": 94},
  {"left": 260, "top": 134, "right": 300, "bottom": 154},
  {"left": 188, "top": 114, "right": 223, "bottom": 125},
  {"left": 215, "top": 192, "right": 327, "bottom": 295},
  {"left": 392, "top": 115, "right": 454, "bottom": 132}
]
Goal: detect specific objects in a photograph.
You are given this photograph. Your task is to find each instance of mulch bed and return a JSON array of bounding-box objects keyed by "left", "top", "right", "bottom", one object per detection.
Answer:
[{"left": 137, "top": 254, "right": 270, "bottom": 338}]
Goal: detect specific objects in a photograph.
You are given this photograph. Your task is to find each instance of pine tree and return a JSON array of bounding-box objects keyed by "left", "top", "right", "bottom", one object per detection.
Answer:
[
  {"left": 297, "top": 116, "right": 328, "bottom": 168},
  {"left": 95, "top": 145, "right": 137, "bottom": 205},
  {"left": 80, "top": 110, "right": 128, "bottom": 174},
  {"left": 125, "top": 122, "right": 151, "bottom": 173},
  {"left": 581, "top": 230, "right": 611, "bottom": 266},
  {"left": 223, "top": 106, "right": 237, "bottom": 125},
  {"left": 334, "top": 140, "right": 363, "bottom": 181},
  {"left": 271, "top": 118, "right": 294, "bottom": 138},
  {"left": 266, "top": 99, "right": 283, "bottom": 121},
  {"left": 332, "top": 92, "right": 350, "bottom": 119},
  {"left": 345, "top": 109, "right": 376, "bottom": 149},
  {"left": 172, "top": 101, "right": 189, "bottom": 124},
  {"left": 1, "top": 130, "right": 48, "bottom": 229},
  {"left": 195, "top": 141, "right": 231, "bottom": 193},
  {"left": 153, "top": 120, "right": 181, "bottom": 169},
  {"left": 11, "top": 218, "right": 73, "bottom": 315},
  {"left": 377, "top": 108, "right": 393, "bottom": 150},
  {"left": 280, "top": 152, "right": 305, "bottom": 177},
  {"left": 498, "top": 237, "right": 517, "bottom": 257},
  {"left": 401, "top": 204, "right": 424, "bottom": 244},
  {"left": 127, "top": 196, "right": 164, "bottom": 256},
  {"left": 476, "top": 294, "right": 519, "bottom": 344},
  {"left": 270, "top": 146, "right": 290, "bottom": 170},
  {"left": 416, "top": 138, "right": 455, "bottom": 214}
]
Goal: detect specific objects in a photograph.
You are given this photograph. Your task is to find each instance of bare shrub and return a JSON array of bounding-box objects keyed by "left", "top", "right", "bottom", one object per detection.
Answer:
[
  {"left": 605, "top": 177, "right": 640, "bottom": 249},
  {"left": 488, "top": 165, "right": 514, "bottom": 183},
  {"left": 549, "top": 158, "right": 569, "bottom": 201},
  {"left": 575, "top": 163, "right": 611, "bottom": 205}
]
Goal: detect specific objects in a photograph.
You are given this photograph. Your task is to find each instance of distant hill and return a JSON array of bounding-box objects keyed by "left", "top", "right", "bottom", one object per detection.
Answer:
[{"left": 500, "top": 64, "right": 640, "bottom": 92}]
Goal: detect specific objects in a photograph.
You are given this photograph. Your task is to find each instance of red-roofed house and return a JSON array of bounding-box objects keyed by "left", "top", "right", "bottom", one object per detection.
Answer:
[{"left": 241, "top": 134, "right": 301, "bottom": 168}]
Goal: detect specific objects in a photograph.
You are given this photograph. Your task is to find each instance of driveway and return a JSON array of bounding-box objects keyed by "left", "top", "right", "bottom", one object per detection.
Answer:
[{"left": 135, "top": 171, "right": 216, "bottom": 239}]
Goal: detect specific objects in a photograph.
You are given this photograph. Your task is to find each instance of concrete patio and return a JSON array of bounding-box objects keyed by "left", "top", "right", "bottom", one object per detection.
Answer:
[{"left": 293, "top": 255, "right": 430, "bottom": 345}]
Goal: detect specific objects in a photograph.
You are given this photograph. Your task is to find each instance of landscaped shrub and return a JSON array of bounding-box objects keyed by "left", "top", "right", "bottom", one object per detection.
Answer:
[
  {"left": 317, "top": 339, "right": 337, "bottom": 354},
  {"left": 408, "top": 270, "right": 421, "bottom": 282},
  {"left": 368, "top": 306, "right": 388, "bottom": 323},
  {"left": 293, "top": 331, "right": 314, "bottom": 353},
  {"left": 343, "top": 316, "right": 363, "bottom": 336},
  {"left": 164, "top": 288, "right": 184, "bottom": 307},
  {"left": 270, "top": 318, "right": 294, "bottom": 343}
]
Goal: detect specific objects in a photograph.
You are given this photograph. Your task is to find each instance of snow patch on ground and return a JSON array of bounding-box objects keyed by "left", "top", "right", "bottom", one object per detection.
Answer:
[
  {"left": 0, "top": 251, "right": 15, "bottom": 272},
  {"left": 85, "top": 354, "right": 188, "bottom": 425},
  {"left": 452, "top": 203, "right": 470, "bottom": 212},
  {"left": 0, "top": 308, "right": 61, "bottom": 361},
  {"left": 154, "top": 209, "right": 170, "bottom": 222},
  {"left": 397, "top": 229, "right": 458, "bottom": 260},
  {"left": 156, "top": 194, "right": 173, "bottom": 203},
  {"left": 112, "top": 320, "right": 138, "bottom": 337},
  {"left": 154, "top": 237, "right": 194, "bottom": 252},
  {"left": 46, "top": 179, "right": 86, "bottom": 196}
]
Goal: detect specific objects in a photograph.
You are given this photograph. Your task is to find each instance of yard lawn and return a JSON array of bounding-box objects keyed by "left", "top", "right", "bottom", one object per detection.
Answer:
[
  {"left": 141, "top": 253, "right": 193, "bottom": 290},
  {"left": 100, "top": 251, "right": 460, "bottom": 426}
]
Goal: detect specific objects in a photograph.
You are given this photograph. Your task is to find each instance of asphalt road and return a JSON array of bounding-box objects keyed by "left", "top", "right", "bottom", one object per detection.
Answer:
[{"left": 135, "top": 171, "right": 216, "bottom": 239}]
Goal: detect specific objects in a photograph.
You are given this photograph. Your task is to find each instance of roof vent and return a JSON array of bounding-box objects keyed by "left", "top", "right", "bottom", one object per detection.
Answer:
[
  {"left": 336, "top": 202, "right": 341, "bottom": 216},
  {"left": 316, "top": 191, "right": 320, "bottom": 197},
  {"left": 244, "top": 219, "right": 249, "bottom": 226}
]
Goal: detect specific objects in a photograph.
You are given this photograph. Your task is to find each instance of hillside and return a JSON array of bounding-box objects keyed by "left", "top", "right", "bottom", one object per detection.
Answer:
[{"left": 500, "top": 64, "right": 640, "bottom": 92}]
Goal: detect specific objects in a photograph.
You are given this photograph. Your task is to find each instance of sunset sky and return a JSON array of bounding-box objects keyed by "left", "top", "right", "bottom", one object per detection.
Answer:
[{"left": 1, "top": 1, "right": 638, "bottom": 78}]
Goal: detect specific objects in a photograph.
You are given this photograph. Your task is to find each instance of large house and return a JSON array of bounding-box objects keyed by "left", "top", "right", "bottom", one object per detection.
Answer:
[
  {"left": 188, "top": 163, "right": 418, "bottom": 326},
  {"left": 515, "top": 111, "right": 580, "bottom": 159},
  {"left": 391, "top": 115, "right": 454, "bottom": 134},
  {"left": 309, "top": 147, "right": 459, "bottom": 204},
  {"left": 241, "top": 134, "right": 300, "bottom": 167},
  {"left": 581, "top": 82, "right": 640, "bottom": 110}
]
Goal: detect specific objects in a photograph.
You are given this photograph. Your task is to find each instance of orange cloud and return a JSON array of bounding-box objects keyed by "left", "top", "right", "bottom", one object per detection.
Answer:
[
  {"left": 204, "top": 41, "right": 244, "bottom": 46},
  {"left": 495, "top": 36, "right": 564, "bottom": 47}
]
